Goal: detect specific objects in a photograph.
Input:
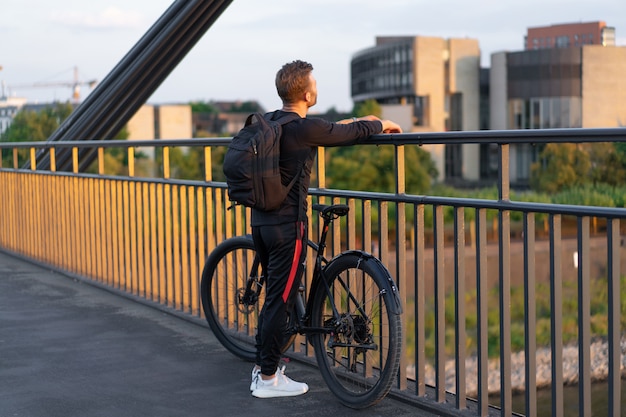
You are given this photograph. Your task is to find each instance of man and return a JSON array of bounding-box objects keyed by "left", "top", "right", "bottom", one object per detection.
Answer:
[{"left": 250, "top": 60, "right": 402, "bottom": 399}]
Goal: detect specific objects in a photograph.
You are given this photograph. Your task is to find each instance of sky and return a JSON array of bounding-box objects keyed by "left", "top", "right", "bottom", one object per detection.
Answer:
[{"left": 2, "top": 0, "right": 625, "bottom": 113}]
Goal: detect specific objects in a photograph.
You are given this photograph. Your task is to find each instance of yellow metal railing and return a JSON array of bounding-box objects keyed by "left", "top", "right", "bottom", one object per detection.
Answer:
[
  {"left": 2, "top": 130, "right": 626, "bottom": 417},
  {"left": 0, "top": 170, "right": 235, "bottom": 316}
]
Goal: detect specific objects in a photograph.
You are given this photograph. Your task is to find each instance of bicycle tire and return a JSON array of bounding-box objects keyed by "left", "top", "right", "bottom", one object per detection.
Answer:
[
  {"left": 200, "top": 236, "right": 296, "bottom": 362},
  {"left": 309, "top": 252, "right": 402, "bottom": 409}
]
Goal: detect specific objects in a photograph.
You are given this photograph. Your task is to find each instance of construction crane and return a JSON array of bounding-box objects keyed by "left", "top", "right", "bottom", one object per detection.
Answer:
[{"left": 8, "top": 66, "right": 97, "bottom": 103}]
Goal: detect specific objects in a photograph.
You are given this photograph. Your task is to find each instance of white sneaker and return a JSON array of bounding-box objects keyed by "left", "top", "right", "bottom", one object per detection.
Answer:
[
  {"left": 250, "top": 366, "right": 261, "bottom": 391},
  {"left": 251, "top": 366, "right": 309, "bottom": 398}
]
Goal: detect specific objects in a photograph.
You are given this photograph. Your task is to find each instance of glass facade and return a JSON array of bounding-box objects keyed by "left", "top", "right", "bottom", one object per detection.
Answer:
[
  {"left": 508, "top": 97, "right": 582, "bottom": 129},
  {"left": 507, "top": 49, "right": 582, "bottom": 129},
  {"left": 507, "top": 48, "right": 582, "bottom": 99},
  {"left": 505, "top": 48, "right": 584, "bottom": 185},
  {"left": 351, "top": 39, "right": 414, "bottom": 103}
]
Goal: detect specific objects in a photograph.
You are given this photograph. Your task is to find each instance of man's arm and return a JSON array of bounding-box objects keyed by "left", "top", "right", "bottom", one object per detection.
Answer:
[{"left": 337, "top": 115, "right": 402, "bottom": 133}]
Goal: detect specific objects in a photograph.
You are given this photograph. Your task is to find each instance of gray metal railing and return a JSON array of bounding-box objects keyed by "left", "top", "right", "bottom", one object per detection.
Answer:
[{"left": 1, "top": 127, "right": 625, "bottom": 416}]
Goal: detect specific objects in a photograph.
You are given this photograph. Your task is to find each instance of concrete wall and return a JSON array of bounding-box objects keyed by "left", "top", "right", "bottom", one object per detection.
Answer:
[
  {"left": 412, "top": 36, "right": 482, "bottom": 182},
  {"left": 413, "top": 37, "right": 447, "bottom": 133},
  {"left": 448, "top": 38, "right": 481, "bottom": 131},
  {"left": 156, "top": 105, "right": 193, "bottom": 139},
  {"left": 581, "top": 46, "right": 626, "bottom": 128},
  {"left": 127, "top": 104, "right": 193, "bottom": 140},
  {"left": 127, "top": 105, "right": 155, "bottom": 140},
  {"left": 449, "top": 38, "right": 481, "bottom": 180},
  {"left": 489, "top": 52, "right": 508, "bottom": 130},
  {"left": 381, "top": 104, "right": 413, "bottom": 133}
]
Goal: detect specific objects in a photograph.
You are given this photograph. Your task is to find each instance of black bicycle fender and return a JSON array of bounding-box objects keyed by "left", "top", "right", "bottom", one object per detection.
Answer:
[{"left": 325, "top": 250, "right": 403, "bottom": 316}]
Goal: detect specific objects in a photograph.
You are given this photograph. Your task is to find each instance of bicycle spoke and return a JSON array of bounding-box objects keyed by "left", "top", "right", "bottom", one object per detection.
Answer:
[
  {"left": 201, "top": 237, "right": 262, "bottom": 361},
  {"left": 334, "top": 273, "right": 373, "bottom": 319},
  {"left": 310, "top": 253, "right": 401, "bottom": 408}
]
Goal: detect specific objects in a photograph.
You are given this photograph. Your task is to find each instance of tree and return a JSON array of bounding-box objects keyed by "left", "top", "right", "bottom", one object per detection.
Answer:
[
  {"left": 587, "top": 142, "right": 626, "bottom": 185},
  {"left": 189, "top": 101, "right": 218, "bottom": 114},
  {"left": 0, "top": 101, "right": 137, "bottom": 174},
  {"left": 1, "top": 102, "right": 74, "bottom": 167},
  {"left": 321, "top": 98, "right": 437, "bottom": 194},
  {"left": 530, "top": 143, "right": 590, "bottom": 193},
  {"left": 326, "top": 144, "right": 438, "bottom": 194},
  {"left": 168, "top": 146, "right": 204, "bottom": 180},
  {"left": 353, "top": 99, "right": 382, "bottom": 118},
  {"left": 2, "top": 102, "right": 73, "bottom": 142},
  {"left": 530, "top": 142, "right": 626, "bottom": 193},
  {"left": 83, "top": 125, "right": 144, "bottom": 176}
]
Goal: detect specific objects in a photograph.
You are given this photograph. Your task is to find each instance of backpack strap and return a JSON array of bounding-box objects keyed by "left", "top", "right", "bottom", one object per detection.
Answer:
[
  {"left": 268, "top": 111, "right": 305, "bottom": 214},
  {"left": 266, "top": 110, "right": 302, "bottom": 189}
]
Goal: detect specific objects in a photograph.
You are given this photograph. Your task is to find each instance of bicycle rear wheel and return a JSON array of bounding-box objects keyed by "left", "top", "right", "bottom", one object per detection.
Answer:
[
  {"left": 200, "top": 236, "right": 261, "bottom": 361},
  {"left": 309, "top": 253, "right": 402, "bottom": 409},
  {"left": 200, "top": 236, "right": 296, "bottom": 362}
]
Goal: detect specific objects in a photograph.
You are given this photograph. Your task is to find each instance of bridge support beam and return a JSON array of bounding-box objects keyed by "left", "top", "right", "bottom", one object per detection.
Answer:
[{"left": 34, "top": 0, "right": 233, "bottom": 171}]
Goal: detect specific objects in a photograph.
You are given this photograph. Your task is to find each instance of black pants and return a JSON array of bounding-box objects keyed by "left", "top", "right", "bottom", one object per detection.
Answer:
[{"left": 252, "top": 221, "right": 307, "bottom": 376}]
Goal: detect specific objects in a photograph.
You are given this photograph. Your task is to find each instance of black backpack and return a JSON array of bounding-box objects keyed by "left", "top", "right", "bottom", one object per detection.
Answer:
[{"left": 223, "top": 112, "right": 300, "bottom": 211}]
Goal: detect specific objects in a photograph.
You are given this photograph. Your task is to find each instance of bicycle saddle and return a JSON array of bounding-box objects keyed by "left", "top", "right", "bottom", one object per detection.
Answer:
[{"left": 312, "top": 204, "right": 350, "bottom": 218}]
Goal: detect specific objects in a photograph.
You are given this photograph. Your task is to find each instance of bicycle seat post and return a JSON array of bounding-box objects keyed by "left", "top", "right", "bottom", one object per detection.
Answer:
[
  {"left": 316, "top": 212, "right": 332, "bottom": 260},
  {"left": 313, "top": 204, "right": 350, "bottom": 261},
  {"left": 313, "top": 204, "right": 349, "bottom": 261}
]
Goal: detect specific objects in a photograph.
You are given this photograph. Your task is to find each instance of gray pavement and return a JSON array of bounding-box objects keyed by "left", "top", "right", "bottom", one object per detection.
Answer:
[{"left": 0, "top": 251, "right": 439, "bottom": 417}]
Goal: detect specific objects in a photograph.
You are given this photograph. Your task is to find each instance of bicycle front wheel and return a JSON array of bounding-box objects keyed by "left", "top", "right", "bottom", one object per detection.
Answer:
[
  {"left": 200, "top": 236, "right": 260, "bottom": 361},
  {"left": 309, "top": 252, "right": 402, "bottom": 409}
]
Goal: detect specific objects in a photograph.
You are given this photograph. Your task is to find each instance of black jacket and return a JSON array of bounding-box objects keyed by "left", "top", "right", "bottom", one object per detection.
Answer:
[{"left": 251, "top": 110, "right": 382, "bottom": 226}]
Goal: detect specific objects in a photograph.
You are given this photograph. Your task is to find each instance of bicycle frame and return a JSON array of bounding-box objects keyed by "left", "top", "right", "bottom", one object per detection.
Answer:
[
  {"left": 291, "top": 208, "right": 343, "bottom": 336},
  {"left": 240, "top": 203, "right": 402, "bottom": 338},
  {"left": 202, "top": 203, "right": 403, "bottom": 409},
  {"left": 292, "top": 205, "right": 402, "bottom": 338}
]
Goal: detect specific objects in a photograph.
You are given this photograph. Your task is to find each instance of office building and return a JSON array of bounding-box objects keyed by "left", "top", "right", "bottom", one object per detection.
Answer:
[
  {"left": 491, "top": 22, "right": 625, "bottom": 187},
  {"left": 525, "top": 21, "right": 616, "bottom": 50},
  {"left": 351, "top": 36, "right": 482, "bottom": 183}
]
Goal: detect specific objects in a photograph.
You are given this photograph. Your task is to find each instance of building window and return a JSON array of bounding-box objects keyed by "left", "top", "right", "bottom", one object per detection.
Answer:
[
  {"left": 531, "top": 99, "right": 541, "bottom": 129},
  {"left": 445, "top": 144, "right": 463, "bottom": 179},
  {"left": 447, "top": 93, "right": 463, "bottom": 131},
  {"left": 555, "top": 36, "right": 570, "bottom": 48},
  {"left": 414, "top": 95, "right": 430, "bottom": 127},
  {"left": 509, "top": 97, "right": 582, "bottom": 129},
  {"left": 515, "top": 143, "right": 537, "bottom": 185},
  {"left": 541, "top": 98, "right": 551, "bottom": 129},
  {"left": 480, "top": 143, "right": 499, "bottom": 180}
]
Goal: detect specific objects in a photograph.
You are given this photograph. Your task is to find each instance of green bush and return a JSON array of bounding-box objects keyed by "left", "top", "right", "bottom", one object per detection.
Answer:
[{"left": 552, "top": 186, "right": 616, "bottom": 207}]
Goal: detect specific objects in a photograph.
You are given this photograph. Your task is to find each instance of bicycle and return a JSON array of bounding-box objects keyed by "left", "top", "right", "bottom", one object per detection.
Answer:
[{"left": 200, "top": 203, "right": 402, "bottom": 409}]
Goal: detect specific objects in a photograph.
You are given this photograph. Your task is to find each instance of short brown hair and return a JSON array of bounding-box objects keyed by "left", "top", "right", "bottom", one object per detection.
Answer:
[{"left": 275, "top": 60, "right": 314, "bottom": 104}]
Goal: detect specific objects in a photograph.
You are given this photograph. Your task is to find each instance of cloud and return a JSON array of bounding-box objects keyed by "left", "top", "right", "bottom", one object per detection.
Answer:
[{"left": 49, "top": 7, "right": 145, "bottom": 30}]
